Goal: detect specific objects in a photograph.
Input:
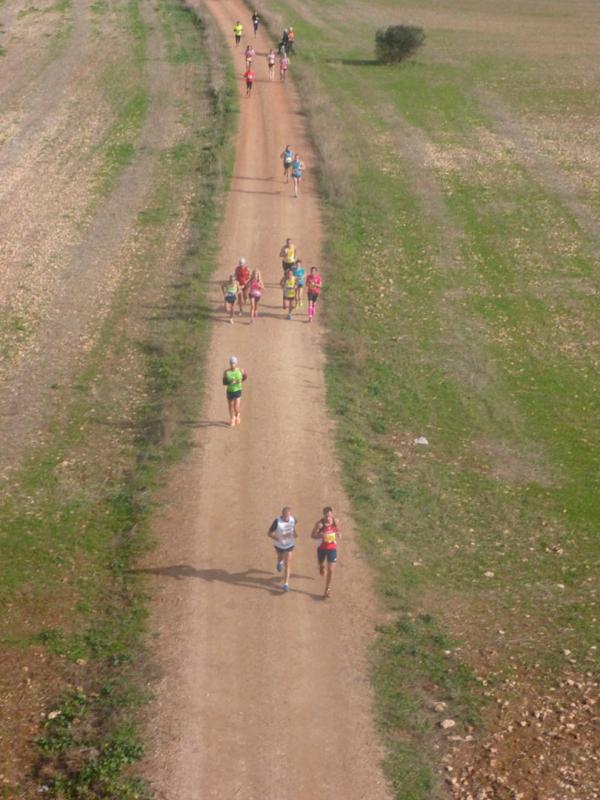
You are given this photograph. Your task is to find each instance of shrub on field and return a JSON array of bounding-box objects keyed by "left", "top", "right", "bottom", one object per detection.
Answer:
[{"left": 375, "top": 25, "right": 425, "bottom": 64}]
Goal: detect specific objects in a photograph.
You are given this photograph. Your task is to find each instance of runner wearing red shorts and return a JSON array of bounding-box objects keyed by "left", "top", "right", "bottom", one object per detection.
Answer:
[{"left": 311, "top": 506, "right": 339, "bottom": 598}]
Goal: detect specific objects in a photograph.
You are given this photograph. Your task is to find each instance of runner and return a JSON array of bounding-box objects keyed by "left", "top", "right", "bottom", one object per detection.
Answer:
[
  {"left": 243, "top": 66, "right": 255, "bottom": 97},
  {"left": 251, "top": 10, "right": 260, "bottom": 36},
  {"left": 280, "top": 268, "right": 297, "bottom": 319},
  {"left": 306, "top": 266, "right": 322, "bottom": 322},
  {"left": 233, "top": 20, "right": 243, "bottom": 46},
  {"left": 288, "top": 27, "right": 296, "bottom": 55},
  {"left": 222, "top": 356, "right": 247, "bottom": 427},
  {"left": 267, "top": 49, "right": 276, "bottom": 81},
  {"left": 221, "top": 273, "right": 240, "bottom": 323},
  {"left": 279, "top": 51, "right": 289, "bottom": 82},
  {"left": 292, "top": 258, "right": 305, "bottom": 307},
  {"left": 248, "top": 269, "right": 264, "bottom": 321},
  {"left": 311, "top": 506, "right": 340, "bottom": 598},
  {"left": 267, "top": 506, "right": 298, "bottom": 592},
  {"left": 244, "top": 43, "right": 255, "bottom": 69},
  {"left": 279, "top": 237, "right": 296, "bottom": 273},
  {"left": 291, "top": 153, "right": 304, "bottom": 198},
  {"left": 234, "top": 257, "right": 251, "bottom": 315},
  {"left": 280, "top": 145, "right": 294, "bottom": 182}
]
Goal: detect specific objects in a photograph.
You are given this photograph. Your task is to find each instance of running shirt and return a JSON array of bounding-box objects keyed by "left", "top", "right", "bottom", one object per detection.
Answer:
[
  {"left": 280, "top": 56, "right": 289, "bottom": 71},
  {"left": 291, "top": 158, "right": 303, "bottom": 178},
  {"left": 245, "top": 47, "right": 255, "bottom": 59},
  {"left": 317, "top": 519, "right": 338, "bottom": 551},
  {"left": 234, "top": 23, "right": 243, "bottom": 37},
  {"left": 249, "top": 279, "right": 262, "bottom": 298},
  {"left": 284, "top": 276, "right": 297, "bottom": 299},
  {"left": 235, "top": 265, "right": 250, "bottom": 286},
  {"left": 307, "top": 273, "right": 322, "bottom": 295},
  {"left": 225, "top": 367, "right": 243, "bottom": 395},
  {"left": 244, "top": 70, "right": 255, "bottom": 84},
  {"left": 283, "top": 148, "right": 293, "bottom": 165},
  {"left": 282, "top": 243, "right": 296, "bottom": 264},
  {"left": 270, "top": 515, "right": 297, "bottom": 549},
  {"left": 225, "top": 281, "right": 238, "bottom": 300},
  {"left": 268, "top": 53, "right": 276, "bottom": 66},
  {"left": 293, "top": 265, "right": 305, "bottom": 286}
]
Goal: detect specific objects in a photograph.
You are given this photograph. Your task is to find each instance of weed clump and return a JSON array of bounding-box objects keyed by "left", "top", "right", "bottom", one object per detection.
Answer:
[{"left": 375, "top": 25, "right": 425, "bottom": 64}]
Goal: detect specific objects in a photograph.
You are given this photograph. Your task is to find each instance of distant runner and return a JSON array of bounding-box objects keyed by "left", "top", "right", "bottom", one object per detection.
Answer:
[
  {"left": 234, "top": 258, "right": 250, "bottom": 315},
  {"left": 306, "top": 266, "right": 322, "bottom": 322},
  {"left": 267, "top": 49, "right": 276, "bottom": 81},
  {"left": 280, "top": 145, "right": 294, "bottom": 182},
  {"left": 248, "top": 268, "right": 264, "bottom": 321},
  {"left": 291, "top": 153, "right": 304, "bottom": 198},
  {"left": 287, "top": 27, "right": 296, "bottom": 55},
  {"left": 244, "top": 43, "right": 255, "bottom": 69},
  {"left": 267, "top": 506, "right": 298, "bottom": 592},
  {"left": 311, "top": 506, "right": 339, "bottom": 598},
  {"left": 251, "top": 10, "right": 260, "bottom": 36},
  {"left": 280, "top": 268, "right": 297, "bottom": 319},
  {"left": 243, "top": 67, "right": 255, "bottom": 97},
  {"left": 223, "top": 356, "right": 247, "bottom": 426},
  {"left": 221, "top": 273, "right": 240, "bottom": 323},
  {"left": 233, "top": 21, "right": 243, "bottom": 45},
  {"left": 279, "top": 237, "right": 296, "bottom": 273},
  {"left": 293, "top": 259, "right": 305, "bottom": 307},
  {"left": 279, "top": 52, "right": 289, "bottom": 82}
]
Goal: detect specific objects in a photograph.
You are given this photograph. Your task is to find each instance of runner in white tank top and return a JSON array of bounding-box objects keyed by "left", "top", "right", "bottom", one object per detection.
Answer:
[{"left": 267, "top": 506, "right": 298, "bottom": 592}]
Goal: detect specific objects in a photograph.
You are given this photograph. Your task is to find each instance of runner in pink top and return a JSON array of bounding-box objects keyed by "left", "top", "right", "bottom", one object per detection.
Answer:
[
  {"left": 248, "top": 269, "right": 264, "bottom": 321},
  {"left": 306, "top": 266, "right": 322, "bottom": 322},
  {"left": 279, "top": 53, "right": 289, "bottom": 82}
]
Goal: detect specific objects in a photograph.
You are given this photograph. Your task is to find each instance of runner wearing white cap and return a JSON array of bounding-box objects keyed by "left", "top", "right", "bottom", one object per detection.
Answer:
[{"left": 222, "top": 356, "right": 247, "bottom": 426}]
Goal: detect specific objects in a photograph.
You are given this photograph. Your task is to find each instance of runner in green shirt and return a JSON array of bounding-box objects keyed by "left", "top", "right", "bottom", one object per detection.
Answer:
[{"left": 223, "top": 356, "right": 248, "bottom": 427}]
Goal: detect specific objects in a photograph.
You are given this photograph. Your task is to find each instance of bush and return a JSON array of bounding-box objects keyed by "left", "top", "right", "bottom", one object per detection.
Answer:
[{"left": 375, "top": 25, "right": 425, "bottom": 64}]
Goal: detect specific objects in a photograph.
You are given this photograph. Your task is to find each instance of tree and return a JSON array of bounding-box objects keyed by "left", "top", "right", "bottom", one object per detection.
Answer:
[{"left": 375, "top": 25, "right": 425, "bottom": 64}]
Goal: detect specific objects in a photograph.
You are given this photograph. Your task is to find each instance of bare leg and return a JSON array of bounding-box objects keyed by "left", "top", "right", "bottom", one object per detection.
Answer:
[
  {"left": 283, "top": 550, "right": 292, "bottom": 587},
  {"left": 233, "top": 396, "right": 241, "bottom": 425},
  {"left": 227, "top": 397, "right": 236, "bottom": 426},
  {"left": 324, "top": 562, "right": 335, "bottom": 597}
]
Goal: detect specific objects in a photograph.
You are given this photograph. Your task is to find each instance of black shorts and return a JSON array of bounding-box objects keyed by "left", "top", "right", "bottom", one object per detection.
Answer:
[
  {"left": 282, "top": 261, "right": 295, "bottom": 272},
  {"left": 275, "top": 545, "right": 294, "bottom": 556},
  {"left": 235, "top": 35, "right": 241, "bottom": 43},
  {"left": 226, "top": 390, "right": 242, "bottom": 399},
  {"left": 318, "top": 547, "right": 337, "bottom": 564},
  {"left": 308, "top": 292, "right": 319, "bottom": 303}
]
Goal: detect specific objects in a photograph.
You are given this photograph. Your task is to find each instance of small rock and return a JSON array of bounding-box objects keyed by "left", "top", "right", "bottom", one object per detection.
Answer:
[
  {"left": 484, "top": 571, "right": 495, "bottom": 578},
  {"left": 441, "top": 719, "right": 456, "bottom": 729}
]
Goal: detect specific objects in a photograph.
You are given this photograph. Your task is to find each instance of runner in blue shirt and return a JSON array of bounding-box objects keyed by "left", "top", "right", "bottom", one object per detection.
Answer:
[{"left": 291, "top": 153, "right": 304, "bottom": 197}]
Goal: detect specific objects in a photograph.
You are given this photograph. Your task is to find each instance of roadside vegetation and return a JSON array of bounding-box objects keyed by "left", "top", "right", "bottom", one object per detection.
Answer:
[
  {"left": 0, "top": 1, "right": 235, "bottom": 796},
  {"left": 253, "top": 0, "right": 599, "bottom": 796}
]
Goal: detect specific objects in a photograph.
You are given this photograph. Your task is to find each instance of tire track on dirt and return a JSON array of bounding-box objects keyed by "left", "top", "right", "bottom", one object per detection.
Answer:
[{"left": 141, "top": 1, "right": 392, "bottom": 798}]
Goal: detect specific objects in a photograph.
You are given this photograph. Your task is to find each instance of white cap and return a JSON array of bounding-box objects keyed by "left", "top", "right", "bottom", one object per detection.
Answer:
[
  {"left": 239, "top": 257, "right": 246, "bottom": 266},
  {"left": 229, "top": 356, "right": 238, "bottom": 365}
]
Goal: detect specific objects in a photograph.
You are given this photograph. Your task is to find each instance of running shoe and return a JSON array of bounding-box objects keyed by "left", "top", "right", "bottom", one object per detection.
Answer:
[
  {"left": 282, "top": 583, "right": 289, "bottom": 592},
  {"left": 287, "top": 313, "right": 292, "bottom": 320}
]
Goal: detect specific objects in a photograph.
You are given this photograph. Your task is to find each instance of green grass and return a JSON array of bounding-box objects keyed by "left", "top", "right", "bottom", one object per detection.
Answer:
[
  {"left": 0, "top": 0, "right": 236, "bottom": 795},
  {"left": 256, "top": 0, "right": 600, "bottom": 795}
]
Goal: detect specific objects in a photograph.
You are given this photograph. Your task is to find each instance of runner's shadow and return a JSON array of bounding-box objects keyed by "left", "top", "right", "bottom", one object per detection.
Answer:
[
  {"left": 231, "top": 188, "right": 283, "bottom": 196},
  {"left": 181, "top": 419, "right": 230, "bottom": 429},
  {"left": 132, "top": 564, "right": 319, "bottom": 598},
  {"left": 232, "top": 175, "right": 275, "bottom": 181}
]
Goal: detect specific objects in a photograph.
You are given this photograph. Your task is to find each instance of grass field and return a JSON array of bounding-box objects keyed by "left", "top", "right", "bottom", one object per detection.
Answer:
[
  {"left": 0, "top": 2, "right": 235, "bottom": 796},
  {"left": 255, "top": 0, "right": 599, "bottom": 796}
]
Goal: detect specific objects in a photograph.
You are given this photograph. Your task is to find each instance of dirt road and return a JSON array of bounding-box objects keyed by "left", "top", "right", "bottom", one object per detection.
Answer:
[{"left": 142, "top": 1, "right": 392, "bottom": 798}]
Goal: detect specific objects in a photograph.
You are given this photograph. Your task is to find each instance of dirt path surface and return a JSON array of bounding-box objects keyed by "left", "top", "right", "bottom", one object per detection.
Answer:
[{"left": 142, "top": 1, "right": 392, "bottom": 798}]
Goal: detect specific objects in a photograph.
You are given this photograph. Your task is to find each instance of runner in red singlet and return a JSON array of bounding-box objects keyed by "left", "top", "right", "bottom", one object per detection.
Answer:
[
  {"left": 311, "top": 506, "right": 340, "bottom": 598},
  {"left": 306, "top": 266, "right": 322, "bottom": 322}
]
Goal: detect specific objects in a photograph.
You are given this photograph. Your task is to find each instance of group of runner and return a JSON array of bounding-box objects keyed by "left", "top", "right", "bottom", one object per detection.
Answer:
[
  {"left": 222, "top": 237, "right": 322, "bottom": 323},
  {"left": 223, "top": 14, "right": 338, "bottom": 598},
  {"left": 268, "top": 505, "right": 340, "bottom": 597},
  {"left": 236, "top": 12, "right": 291, "bottom": 94}
]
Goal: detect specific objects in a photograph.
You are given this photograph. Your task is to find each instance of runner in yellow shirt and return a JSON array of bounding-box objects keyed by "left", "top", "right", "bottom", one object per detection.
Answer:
[
  {"left": 233, "top": 21, "right": 243, "bottom": 46},
  {"left": 279, "top": 237, "right": 296, "bottom": 275},
  {"left": 280, "top": 268, "right": 298, "bottom": 320}
]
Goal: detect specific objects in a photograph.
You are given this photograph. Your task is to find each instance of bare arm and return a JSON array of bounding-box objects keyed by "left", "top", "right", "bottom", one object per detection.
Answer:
[{"left": 311, "top": 520, "right": 322, "bottom": 539}]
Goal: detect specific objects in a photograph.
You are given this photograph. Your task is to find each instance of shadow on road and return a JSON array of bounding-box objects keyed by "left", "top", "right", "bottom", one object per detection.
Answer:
[{"left": 131, "top": 564, "right": 320, "bottom": 598}]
